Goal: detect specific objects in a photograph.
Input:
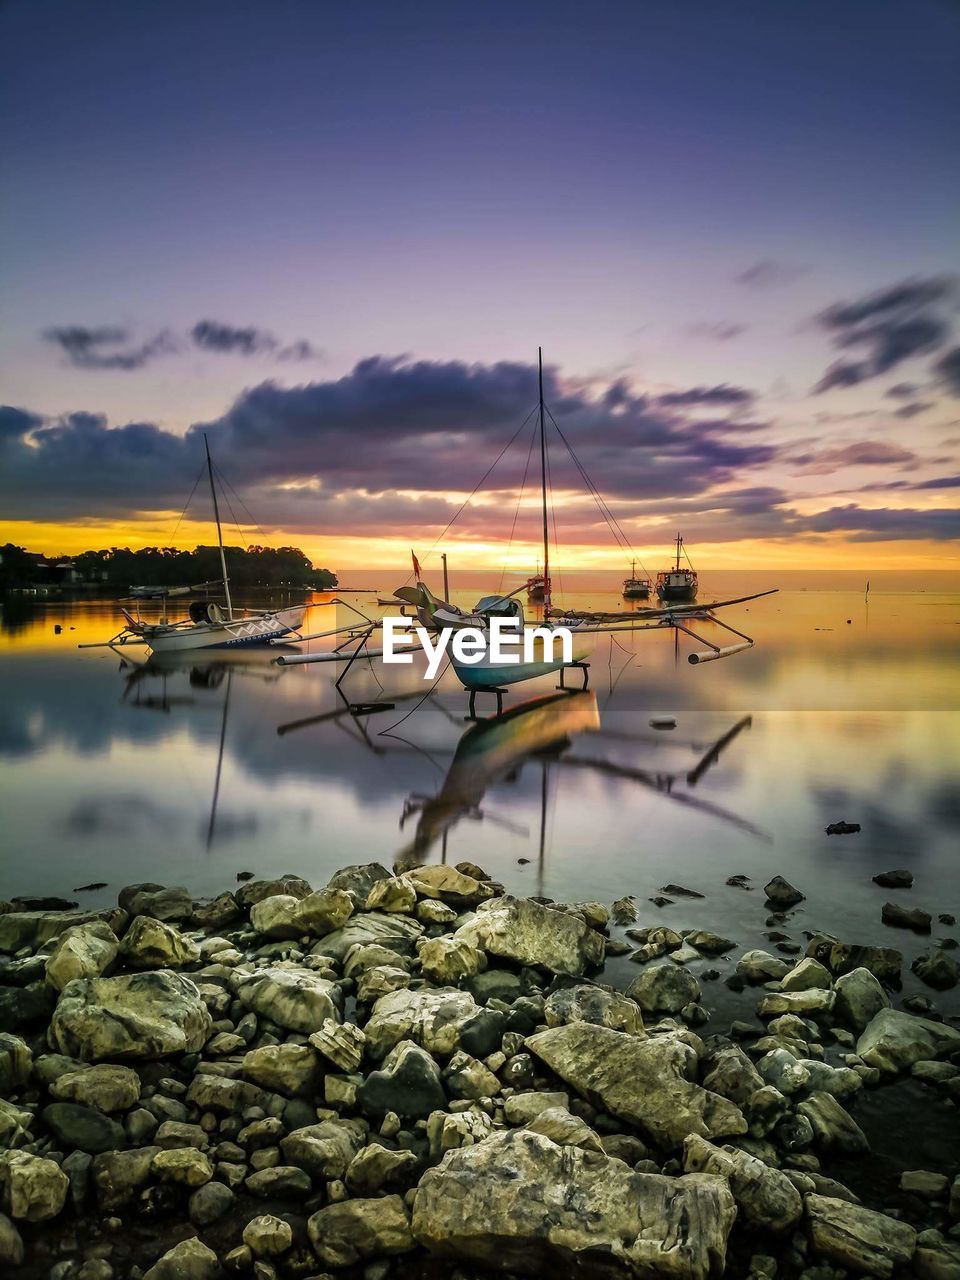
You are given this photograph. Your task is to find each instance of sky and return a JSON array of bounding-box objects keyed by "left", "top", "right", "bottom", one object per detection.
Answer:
[{"left": 1, "top": 0, "right": 958, "bottom": 574}]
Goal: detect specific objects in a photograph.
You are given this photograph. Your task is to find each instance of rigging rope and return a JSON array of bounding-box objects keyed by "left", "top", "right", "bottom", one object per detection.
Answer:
[
  {"left": 497, "top": 414, "right": 538, "bottom": 596},
  {"left": 166, "top": 462, "right": 206, "bottom": 544}
]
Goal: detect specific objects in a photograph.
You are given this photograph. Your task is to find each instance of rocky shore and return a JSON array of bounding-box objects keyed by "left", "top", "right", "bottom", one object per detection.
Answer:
[{"left": 1, "top": 864, "right": 959, "bottom": 1280}]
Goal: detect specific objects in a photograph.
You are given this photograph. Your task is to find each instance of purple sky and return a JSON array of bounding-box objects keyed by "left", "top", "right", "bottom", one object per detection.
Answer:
[{"left": 1, "top": 1, "right": 958, "bottom": 565}]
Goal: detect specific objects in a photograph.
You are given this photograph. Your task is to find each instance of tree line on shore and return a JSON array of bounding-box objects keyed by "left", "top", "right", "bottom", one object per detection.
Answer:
[{"left": 0, "top": 542, "right": 337, "bottom": 591}]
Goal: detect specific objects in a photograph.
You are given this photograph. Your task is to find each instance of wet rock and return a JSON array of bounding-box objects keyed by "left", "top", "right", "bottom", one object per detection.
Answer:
[
  {"left": 236, "top": 965, "right": 341, "bottom": 1033},
  {"left": 188, "top": 1179, "right": 234, "bottom": 1225},
  {"left": 91, "top": 1146, "right": 159, "bottom": 1209},
  {"left": 418, "top": 935, "right": 485, "bottom": 984},
  {"left": 456, "top": 894, "right": 604, "bottom": 977},
  {"left": 280, "top": 1120, "right": 364, "bottom": 1179},
  {"left": 309, "top": 1019, "right": 365, "bottom": 1072},
  {"left": 44, "top": 921, "right": 119, "bottom": 991},
  {"left": 151, "top": 1147, "right": 213, "bottom": 1186},
  {"left": 797, "top": 1092, "right": 869, "bottom": 1155},
  {"left": 0, "top": 1151, "right": 69, "bottom": 1221},
  {"left": 243, "top": 1213, "right": 293, "bottom": 1257},
  {"left": 405, "top": 863, "right": 494, "bottom": 907},
  {"left": 526, "top": 1022, "right": 747, "bottom": 1148},
  {"left": 758, "top": 988, "right": 835, "bottom": 1017},
  {"left": 358, "top": 1039, "right": 446, "bottom": 1118},
  {"left": 610, "top": 895, "right": 639, "bottom": 924},
  {"left": 364, "top": 987, "right": 501, "bottom": 1060},
  {"left": 825, "top": 821, "right": 860, "bottom": 835},
  {"left": 42, "top": 1102, "right": 125, "bottom": 1153},
  {"left": 234, "top": 875, "right": 311, "bottom": 910},
  {"left": 119, "top": 914, "right": 200, "bottom": 968},
  {"left": 701, "top": 1044, "right": 764, "bottom": 1106},
  {"left": 912, "top": 948, "right": 959, "bottom": 990},
  {"left": 345, "top": 1142, "right": 419, "bottom": 1194},
  {"left": 120, "top": 884, "right": 192, "bottom": 921},
  {"left": 0, "top": 1211, "right": 24, "bottom": 1267},
  {"left": 805, "top": 1193, "right": 916, "bottom": 1278},
  {"left": 249, "top": 893, "right": 302, "bottom": 939},
  {"left": 833, "top": 967, "right": 890, "bottom": 1032},
  {"left": 0, "top": 908, "right": 125, "bottom": 954},
  {"left": 0, "top": 1033, "right": 32, "bottom": 1093},
  {"left": 856, "top": 1007, "right": 960, "bottom": 1073},
  {"left": 50, "top": 1063, "right": 140, "bottom": 1113},
  {"left": 325, "top": 862, "right": 391, "bottom": 905},
  {"left": 143, "top": 1237, "right": 219, "bottom": 1280},
  {"left": 245, "top": 1165, "right": 311, "bottom": 1197},
  {"left": 543, "top": 983, "right": 644, "bottom": 1034},
  {"left": 736, "top": 950, "right": 791, "bottom": 983},
  {"left": 412, "top": 1128, "right": 736, "bottom": 1279},
  {"left": 780, "top": 957, "right": 832, "bottom": 990},
  {"left": 314, "top": 911, "right": 423, "bottom": 963},
  {"left": 308, "top": 1193, "right": 414, "bottom": 1268},
  {"left": 293, "top": 886, "right": 354, "bottom": 935},
  {"left": 914, "top": 1229, "right": 960, "bottom": 1280},
  {"left": 882, "top": 901, "right": 932, "bottom": 932},
  {"left": 50, "top": 970, "right": 212, "bottom": 1060},
  {"left": 191, "top": 890, "right": 241, "bottom": 928},
  {"left": 686, "top": 930, "right": 736, "bottom": 956},
  {"left": 626, "top": 963, "right": 700, "bottom": 1014},
  {"left": 661, "top": 883, "right": 704, "bottom": 898},
  {"left": 873, "top": 868, "right": 913, "bottom": 888},
  {"left": 683, "top": 1133, "right": 802, "bottom": 1232},
  {"left": 763, "top": 876, "right": 804, "bottom": 908},
  {"left": 242, "top": 1043, "right": 320, "bottom": 1097},
  {"left": 806, "top": 935, "right": 902, "bottom": 983},
  {"left": 726, "top": 874, "right": 753, "bottom": 890},
  {"left": 901, "top": 1169, "right": 949, "bottom": 1198}
]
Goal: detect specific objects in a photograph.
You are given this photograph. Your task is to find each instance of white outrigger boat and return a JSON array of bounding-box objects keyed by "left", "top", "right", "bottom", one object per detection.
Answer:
[
  {"left": 82, "top": 436, "right": 306, "bottom": 654},
  {"left": 276, "top": 349, "right": 776, "bottom": 705}
]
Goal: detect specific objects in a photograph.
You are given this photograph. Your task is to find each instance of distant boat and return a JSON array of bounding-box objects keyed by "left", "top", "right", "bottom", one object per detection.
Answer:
[
  {"left": 622, "top": 560, "right": 651, "bottom": 600},
  {"left": 656, "top": 533, "right": 698, "bottom": 603},
  {"left": 526, "top": 565, "right": 550, "bottom": 602}
]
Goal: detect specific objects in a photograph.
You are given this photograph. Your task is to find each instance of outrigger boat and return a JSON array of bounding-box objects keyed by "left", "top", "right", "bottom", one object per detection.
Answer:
[
  {"left": 275, "top": 349, "right": 776, "bottom": 698},
  {"left": 656, "top": 533, "right": 698, "bottom": 602},
  {"left": 82, "top": 436, "right": 306, "bottom": 654}
]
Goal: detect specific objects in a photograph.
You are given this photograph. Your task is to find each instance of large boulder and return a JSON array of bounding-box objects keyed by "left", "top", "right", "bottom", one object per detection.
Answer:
[
  {"left": 526, "top": 1023, "right": 747, "bottom": 1149},
  {"left": 455, "top": 895, "right": 604, "bottom": 977},
  {"left": 249, "top": 894, "right": 302, "bottom": 939},
  {"left": 357, "top": 1039, "right": 447, "bottom": 1119},
  {"left": 50, "top": 971, "right": 212, "bottom": 1061},
  {"left": 627, "top": 964, "right": 700, "bottom": 1014},
  {"left": 0, "top": 1152, "right": 69, "bottom": 1221},
  {"left": 42, "top": 1103, "right": 125, "bottom": 1154},
  {"left": 856, "top": 1008, "right": 960, "bottom": 1075},
  {"left": 544, "top": 984, "right": 644, "bottom": 1034},
  {"left": 0, "top": 908, "right": 125, "bottom": 954},
  {"left": 683, "top": 1134, "right": 802, "bottom": 1232},
  {"left": 44, "top": 920, "right": 118, "bottom": 990},
  {"left": 313, "top": 911, "right": 423, "bottom": 963},
  {"left": 308, "top": 1194, "right": 414, "bottom": 1268},
  {"left": 293, "top": 887, "right": 354, "bottom": 936},
  {"left": 412, "top": 1129, "right": 736, "bottom": 1279},
  {"left": 806, "top": 1193, "right": 916, "bottom": 1278},
  {"left": 118, "top": 915, "right": 200, "bottom": 969},
  {"left": 49, "top": 1064, "right": 141, "bottom": 1113},
  {"left": 833, "top": 967, "right": 890, "bottom": 1032},
  {"left": 806, "top": 935, "right": 902, "bottom": 984},
  {"left": 405, "top": 864, "right": 493, "bottom": 907},
  {"left": 364, "top": 987, "right": 502, "bottom": 1061},
  {"left": 236, "top": 966, "right": 341, "bottom": 1034}
]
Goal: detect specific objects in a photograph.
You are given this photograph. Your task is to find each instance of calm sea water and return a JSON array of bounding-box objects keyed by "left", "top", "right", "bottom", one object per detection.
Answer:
[{"left": 1, "top": 570, "right": 958, "bottom": 1017}]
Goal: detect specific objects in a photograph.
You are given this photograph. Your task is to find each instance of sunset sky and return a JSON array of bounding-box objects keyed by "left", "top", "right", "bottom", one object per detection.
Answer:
[{"left": 1, "top": 0, "right": 958, "bottom": 574}]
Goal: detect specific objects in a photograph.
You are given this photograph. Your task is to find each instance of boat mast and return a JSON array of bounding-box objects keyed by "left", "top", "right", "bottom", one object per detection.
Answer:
[
  {"left": 204, "top": 433, "right": 233, "bottom": 618},
  {"left": 538, "top": 347, "right": 550, "bottom": 612},
  {"left": 675, "top": 532, "right": 682, "bottom": 572}
]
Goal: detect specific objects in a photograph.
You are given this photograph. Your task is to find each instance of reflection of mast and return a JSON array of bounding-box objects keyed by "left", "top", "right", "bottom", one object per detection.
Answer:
[
  {"left": 206, "top": 668, "right": 232, "bottom": 850},
  {"left": 538, "top": 759, "right": 549, "bottom": 898}
]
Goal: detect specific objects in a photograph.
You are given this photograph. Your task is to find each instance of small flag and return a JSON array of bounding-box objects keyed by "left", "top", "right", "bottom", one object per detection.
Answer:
[{"left": 411, "top": 550, "right": 422, "bottom": 579}]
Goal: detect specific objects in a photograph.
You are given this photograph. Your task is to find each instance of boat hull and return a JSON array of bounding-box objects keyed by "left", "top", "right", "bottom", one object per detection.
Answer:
[
  {"left": 144, "top": 607, "right": 305, "bottom": 653},
  {"left": 656, "top": 585, "right": 697, "bottom": 602}
]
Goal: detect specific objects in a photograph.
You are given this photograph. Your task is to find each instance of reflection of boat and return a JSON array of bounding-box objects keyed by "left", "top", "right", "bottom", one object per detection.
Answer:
[
  {"left": 622, "top": 560, "right": 651, "bottom": 600},
  {"left": 656, "top": 534, "right": 698, "bottom": 602},
  {"left": 86, "top": 437, "right": 305, "bottom": 653},
  {"left": 397, "top": 690, "right": 600, "bottom": 866}
]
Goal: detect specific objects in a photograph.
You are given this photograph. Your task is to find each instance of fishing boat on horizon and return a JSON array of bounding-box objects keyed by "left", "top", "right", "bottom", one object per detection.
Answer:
[
  {"left": 83, "top": 436, "right": 306, "bottom": 654},
  {"left": 656, "top": 533, "right": 698, "bottom": 603},
  {"left": 526, "top": 565, "right": 550, "bottom": 603},
  {"left": 622, "top": 559, "right": 651, "bottom": 600}
]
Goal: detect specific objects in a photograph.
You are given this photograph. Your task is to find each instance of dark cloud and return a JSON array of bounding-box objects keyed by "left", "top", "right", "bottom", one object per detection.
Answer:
[
  {"left": 893, "top": 402, "right": 933, "bottom": 419},
  {"left": 884, "top": 382, "right": 919, "bottom": 400},
  {"left": 44, "top": 326, "right": 177, "bottom": 371},
  {"left": 932, "top": 345, "right": 960, "bottom": 396},
  {"left": 790, "top": 440, "right": 919, "bottom": 474},
  {"left": 685, "top": 321, "right": 746, "bottom": 341},
  {"left": 735, "top": 260, "right": 807, "bottom": 289},
  {"left": 0, "top": 405, "right": 43, "bottom": 439},
  {"left": 656, "top": 384, "right": 754, "bottom": 408},
  {"left": 803, "top": 504, "right": 960, "bottom": 541},
  {"left": 191, "top": 321, "right": 318, "bottom": 360},
  {"left": 813, "top": 276, "right": 956, "bottom": 393}
]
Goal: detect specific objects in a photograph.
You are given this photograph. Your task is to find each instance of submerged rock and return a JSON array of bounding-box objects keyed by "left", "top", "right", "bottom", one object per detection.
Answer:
[
  {"left": 626, "top": 963, "right": 700, "bottom": 1014},
  {"left": 873, "top": 868, "right": 913, "bottom": 888},
  {"left": 50, "top": 970, "right": 212, "bottom": 1060},
  {"left": 412, "top": 1129, "right": 737, "bottom": 1279},
  {"left": 763, "top": 876, "right": 804, "bottom": 908},
  {"left": 882, "top": 901, "right": 932, "bottom": 932}
]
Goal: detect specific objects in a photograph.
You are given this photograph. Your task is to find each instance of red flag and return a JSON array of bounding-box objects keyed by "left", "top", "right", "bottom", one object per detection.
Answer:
[{"left": 411, "top": 550, "right": 422, "bottom": 579}]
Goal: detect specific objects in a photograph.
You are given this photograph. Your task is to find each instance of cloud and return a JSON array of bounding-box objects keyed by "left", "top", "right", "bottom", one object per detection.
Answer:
[
  {"left": 0, "top": 405, "right": 43, "bottom": 439},
  {"left": 813, "top": 276, "right": 956, "bottom": 393},
  {"left": 685, "top": 321, "right": 746, "bottom": 341},
  {"left": 893, "top": 402, "right": 933, "bottom": 419},
  {"left": 44, "top": 326, "right": 178, "bottom": 371},
  {"left": 884, "top": 382, "right": 920, "bottom": 400},
  {"left": 191, "top": 320, "right": 319, "bottom": 360},
  {"left": 788, "top": 439, "right": 921, "bottom": 476},
  {"left": 803, "top": 504, "right": 960, "bottom": 541},
  {"left": 932, "top": 345, "right": 960, "bottom": 396},
  {"left": 656, "top": 384, "right": 754, "bottom": 408},
  {"left": 735, "top": 260, "right": 807, "bottom": 289}
]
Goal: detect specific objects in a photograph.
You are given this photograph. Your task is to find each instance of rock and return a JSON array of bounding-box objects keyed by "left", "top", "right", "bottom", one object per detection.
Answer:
[
  {"left": 234, "top": 875, "right": 312, "bottom": 910},
  {"left": 245, "top": 1166, "right": 312, "bottom": 1198},
  {"left": 50, "top": 970, "right": 212, "bottom": 1060},
  {"left": 309, "top": 1019, "right": 365, "bottom": 1072},
  {"left": 686, "top": 930, "right": 736, "bottom": 956},
  {"left": 91, "top": 1146, "right": 159, "bottom": 1209},
  {"left": 249, "top": 894, "right": 302, "bottom": 939},
  {"left": 914, "top": 1229, "right": 960, "bottom": 1280},
  {"left": 661, "top": 883, "right": 704, "bottom": 898},
  {"left": 611, "top": 895, "right": 639, "bottom": 925},
  {"left": 806, "top": 935, "right": 902, "bottom": 983},
  {"left": 418, "top": 935, "right": 485, "bottom": 984},
  {"left": 901, "top": 1170, "right": 949, "bottom": 1198},
  {"left": 0, "top": 1211, "right": 24, "bottom": 1267},
  {"left": 143, "top": 1237, "right": 219, "bottom": 1280},
  {"left": 426, "top": 1106, "right": 494, "bottom": 1155},
  {"left": 358, "top": 1039, "right": 447, "bottom": 1118},
  {"left": 857, "top": 1007, "right": 960, "bottom": 1074},
  {"left": 405, "top": 864, "right": 493, "bottom": 907},
  {"left": 45, "top": 921, "right": 119, "bottom": 990},
  {"left": 443, "top": 1049, "right": 500, "bottom": 1100},
  {"left": 757, "top": 1048, "right": 810, "bottom": 1096},
  {"left": 185, "top": 1072, "right": 264, "bottom": 1115},
  {"left": 0, "top": 1097, "right": 32, "bottom": 1148},
  {"left": 683, "top": 1134, "right": 802, "bottom": 1232},
  {"left": 912, "top": 948, "right": 959, "bottom": 990},
  {"left": 763, "top": 876, "right": 804, "bottom": 908},
  {"left": 0, "top": 1151, "right": 69, "bottom": 1221},
  {"left": 366, "top": 877, "right": 417, "bottom": 914},
  {"left": 503, "top": 1091, "right": 570, "bottom": 1124},
  {"left": 120, "top": 884, "right": 193, "bottom": 922},
  {"left": 243, "top": 1213, "right": 293, "bottom": 1257},
  {"left": 280, "top": 1120, "right": 364, "bottom": 1179},
  {"left": 0, "top": 982, "right": 57, "bottom": 1030},
  {"left": 357, "top": 964, "right": 411, "bottom": 1003},
  {"left": 833, "top": 967, "right": 890, "bottom": 1032},
  {"left": 345, "top": 1142, "right": 419, "bottom": 1194},
  {"left": 49, "top": 1063, "right": 141, "bottom": 1112},
  {"left": 455, "top": 895, "right": 604, "bottom": 977},
  {"left": 882, "top": 901, "right": 931, "bottom": 932},
  {"left": 797, "top": 1092, "right": 869, "bottom": 1155},
  {"left": 543, "top": 984, "right": 643, "bottom": 1034},
  {"left": 526, "top": 1106, "right": 603, "bottom": 1152},
  {"left": 308, "top": 1194, "right": 414, "bottom": 1268},
  {"left": 526, "top": 1022, "right": 747, "bottom": 1148},
  {"left": 120, "top": 915, "right": 200, "bottom": 969},
  {"left": 188, "top": 1179, "right": 234, "bottom": 1225},
  {"left": 701, "top": 1045, "right": 765, "bottom": 1106},
  {"left": 412, "top": 1129, "right": 736, "bottom": 1278},
  {"left": 626, "top": 963, "right": 700, "bottom": 1014},
  {"left": 242, "top": 1043, "right": 320, "bottom": 1097},
  {"left": 757, "top": 988, "right": 835, "bottom": 1017},
  {"left": 325, "top": 862, "right": 391, "bottom": 905},
  {"left": 780, "top": 957, "right": 832, "bottom": 990},
  {"left": 293, "top": 887, "right": 354, "bottom": 935},
  {"left": 0, "top": 1033, "right": 32, "bottom": 1094},
  {"left": 314, "top": 911, "right": 423, "bottom": 963},
  {"left": 873, "top": 868, "right": 913, "bottom": 888},
  {"left": 736, "top": 950, "right": 791, "bottom": 983},
  {"left": 0, "top": 908, "right": 125, "bottom": 954},
  {"left": 191, "top": 891, "right": 241, "bottom": 928},
  {"left": 416, "top": 898, "right": 458, "bottom": 925},
  {"left": 805, "top": 1193, "right": 916, "bottom": 1278},
  {"left": 42, "top": 1102, "right": 125, "bottom": 1153},
  {"left": 236, "top": 966, "right": 341, "bottom": 1034},
  {"left": 825, "top": 821, "right": 860, "bottom": 835},
  {"left": 364, "top": 987, "right": 500, "bottom": 1061},
  {"left": 151, "top": 1147, "right": 213, "bottom": 1186}
]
